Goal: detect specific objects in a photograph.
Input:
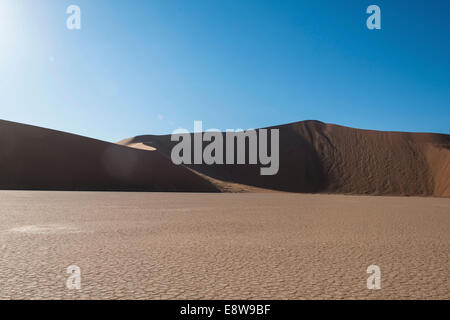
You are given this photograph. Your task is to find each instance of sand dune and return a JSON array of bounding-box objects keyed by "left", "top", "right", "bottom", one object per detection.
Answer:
[
  {"left": 0, "top": 120, "right": 218, "bottom": 192},
  {"left": 120, "top": 121, "right": 450, "bottom": 197},
  {"left": 1, "top": 119, "right": 448, "bottom": 196}
]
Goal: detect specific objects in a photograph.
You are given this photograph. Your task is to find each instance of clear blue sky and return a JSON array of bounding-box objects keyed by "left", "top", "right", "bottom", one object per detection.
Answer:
[{"left": 1, "top": 0, "right": 449, "bottom": 141}]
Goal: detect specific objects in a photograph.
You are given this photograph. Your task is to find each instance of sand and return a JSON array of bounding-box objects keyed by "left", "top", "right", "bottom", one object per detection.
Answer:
[
  {"left": 121, "top": 121, "right": 450, "bottom": 197},
  {"left": 1, "top": 119, "right": 448, "bottom": 196},
  {"left": 0, "top": 191, "right": 448, "bottom": 300},
  {"left": 0, "top": 120, "right": 218, "bottom": 192}
]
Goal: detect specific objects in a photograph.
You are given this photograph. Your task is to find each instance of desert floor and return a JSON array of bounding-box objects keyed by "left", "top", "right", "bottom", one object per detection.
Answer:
[{"left": 0, "top": 191, "right": 448, "bottom": 300}]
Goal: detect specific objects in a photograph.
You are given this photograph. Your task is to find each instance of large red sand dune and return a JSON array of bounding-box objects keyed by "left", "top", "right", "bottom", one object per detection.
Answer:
[
  {"left": 120, "top": 121, "right": 450, "bottom": 197},
  {"left": 1, "top": 119, "right": 448, "bottom": 196}
]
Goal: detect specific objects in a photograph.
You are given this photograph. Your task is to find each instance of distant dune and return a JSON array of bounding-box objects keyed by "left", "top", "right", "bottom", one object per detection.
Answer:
[
  {"left": 1, "top": 119, "right": 448, "bottom": 196},
  {"left": 120, "top": 121, "right": 450, "bottom": 197}
]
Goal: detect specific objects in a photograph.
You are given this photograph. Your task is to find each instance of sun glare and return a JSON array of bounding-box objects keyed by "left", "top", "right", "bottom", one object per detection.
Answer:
[{"left": 0, "top": 1, "right": 15, "bottom": 49}]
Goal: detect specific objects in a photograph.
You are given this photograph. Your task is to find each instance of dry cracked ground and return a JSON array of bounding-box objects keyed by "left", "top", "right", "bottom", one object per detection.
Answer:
[{"left": 0, "top": 191, "right": 448, "bottom": 300}]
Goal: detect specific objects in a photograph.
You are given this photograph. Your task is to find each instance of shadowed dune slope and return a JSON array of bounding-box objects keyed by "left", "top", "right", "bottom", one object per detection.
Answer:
[
  {"left": 0, "top": 120, "right": 218, "bottom": 192},
  {"left": 120, "top": 121, "right": 450, "bottom": 197}
]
